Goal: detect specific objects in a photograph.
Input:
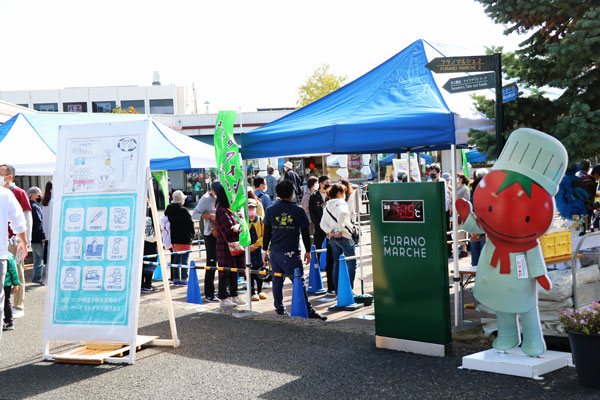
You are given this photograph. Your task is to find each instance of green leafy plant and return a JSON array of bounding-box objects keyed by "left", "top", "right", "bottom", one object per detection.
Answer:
[{"left": 558, "top": 301, "right": 600, "bottom": 335}]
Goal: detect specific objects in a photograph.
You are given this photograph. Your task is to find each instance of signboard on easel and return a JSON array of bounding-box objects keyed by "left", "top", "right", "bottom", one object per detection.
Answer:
[{"left": 44, "top": 121, "right": 152, "bottom": 360}]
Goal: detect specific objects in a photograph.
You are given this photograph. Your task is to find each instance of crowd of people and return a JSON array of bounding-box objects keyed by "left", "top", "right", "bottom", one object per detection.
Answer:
[
  {"left": 140, "top": 163, "right": 362, "bottom": 320},
  {"left": 8, "top": 156, "right": 595, "bottom": 335},
  {"left": 0, "top": 164, "right": 52, "bottom": 335}
]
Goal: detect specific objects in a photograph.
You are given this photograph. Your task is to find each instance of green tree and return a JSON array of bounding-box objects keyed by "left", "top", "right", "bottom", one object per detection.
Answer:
[
  {"left": 469, "top": 1, "right": 600, "bottom": 162},
  {"left": 297, "top": 64, "right": 347, "bottom": 108}
]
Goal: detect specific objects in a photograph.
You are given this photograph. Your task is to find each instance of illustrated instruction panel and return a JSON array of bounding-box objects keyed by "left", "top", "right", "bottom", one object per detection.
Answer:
[
  {"left": 64, "top": 135, "right": 141, "bottom": 193},
  {"left": 53, "top": 194, "right": 137, "bottom": 325}
]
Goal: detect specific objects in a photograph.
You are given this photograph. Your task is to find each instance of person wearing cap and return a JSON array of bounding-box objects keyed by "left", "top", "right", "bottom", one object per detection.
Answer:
[
  {"left": 192, "top": 181, "right": 222, "bottom": 301},
  {"left": 247, "top": 198, "right": 267, "bottom": 301},
  {"left": 165, "top": 190, "right": 195, "bottom": 286},
  {"left": 456, "top": 128, "right": 567, "bottom": 356},
  {"left": 262, "top": 180, "right": 327, "bottom": 320},
  {"left": 27, "top": 186, "right": 45, "bottom": 285},
  {"left": 283, "top": 161, "right": 303, "bottom": 200}
]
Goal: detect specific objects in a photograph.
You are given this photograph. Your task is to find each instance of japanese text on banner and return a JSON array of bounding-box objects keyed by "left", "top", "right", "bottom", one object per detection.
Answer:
[{"left": 214, "top": 111, "right": 250, "bottom": 246}]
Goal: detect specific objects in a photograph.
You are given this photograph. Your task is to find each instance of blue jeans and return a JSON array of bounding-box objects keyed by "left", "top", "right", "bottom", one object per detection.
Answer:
[
  {"left": 269, "top": 250, "right": 313, "bottom": 315},
  {"left": 470, "top": 240, "right": 485, "bottom": 267},
  {"left": 32, "top": 242, "right": 45, "bottom": 283},
  {"left": 330, "top": 237, "right": 357, "bottom": 291}
]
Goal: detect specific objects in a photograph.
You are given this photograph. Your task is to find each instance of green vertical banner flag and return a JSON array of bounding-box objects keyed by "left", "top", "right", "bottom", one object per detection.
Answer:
[
  {"left": 152, "top": 170, "right": 169, "bottom": 204},
  {"left": 461, "top": 149, "right": 469, "bottom": 177},
  {"left": 214, "top": 111, "right": 250, "bottom": 246}
]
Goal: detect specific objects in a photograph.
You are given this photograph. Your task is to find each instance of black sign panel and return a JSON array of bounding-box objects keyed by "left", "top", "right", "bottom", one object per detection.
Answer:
[
  {"left": 382, "top": 200, "right": 425, "bottom": 223},
  {"left": 442, "top": 72, "right": 495, "bottom": 94},
  {"left": 426, "top": 55, "right": 494, "bottom": 73}
]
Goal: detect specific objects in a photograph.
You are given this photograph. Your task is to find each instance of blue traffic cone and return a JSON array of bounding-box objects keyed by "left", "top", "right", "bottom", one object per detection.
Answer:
[
  {"left": 152, "top": 260, "right": 163, "bottom": 282},
  {"left": 307, "top": 245, "right": 326, "bottom": 295},
  {"left": 329, "top": 255, "right": 362, "bottom": 311},
  {"left": 186, "top": 260, "right": 203, "bottom": 304},
  {"left": 319, "top": 238, "right": 327, "bottom": 271},
  {"left": 290, "top": 268, "right": 309, "bottom": 318}
]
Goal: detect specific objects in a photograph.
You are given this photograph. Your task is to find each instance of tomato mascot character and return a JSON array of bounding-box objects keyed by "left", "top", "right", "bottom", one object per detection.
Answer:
[{"left": 456, "top": 128, "right": 567, "bottom": 356}]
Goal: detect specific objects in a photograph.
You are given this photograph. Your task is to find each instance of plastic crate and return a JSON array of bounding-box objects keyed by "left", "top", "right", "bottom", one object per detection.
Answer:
[{"left": 539, "top": 231, "right": 572, "bottom": 259}]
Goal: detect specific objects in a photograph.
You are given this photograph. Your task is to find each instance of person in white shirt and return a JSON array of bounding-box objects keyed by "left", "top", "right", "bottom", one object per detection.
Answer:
[
  {"left": 0, "top": 186, "right": 27, "bottom": 342},
  {"left": 320, "top": 183, "right": 357, "bottom": 292}
]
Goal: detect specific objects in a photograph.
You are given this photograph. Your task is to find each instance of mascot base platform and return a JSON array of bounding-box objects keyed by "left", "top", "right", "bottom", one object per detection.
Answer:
[{"left": 461, "top": 347, "right": 573, "bottom": 380}]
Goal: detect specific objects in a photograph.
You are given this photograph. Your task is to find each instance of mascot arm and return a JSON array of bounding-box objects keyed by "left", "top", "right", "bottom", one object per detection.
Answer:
[
  {"left": 455, "top": 199, "right": 484, "bottom": 234},
  {"left": 526, "top": 246, "right": 552, "bottom": 291}
]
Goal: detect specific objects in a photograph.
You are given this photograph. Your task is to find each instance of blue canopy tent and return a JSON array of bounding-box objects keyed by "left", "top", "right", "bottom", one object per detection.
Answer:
[
  {"left": 241, "top": 39, "right": 493, "bottom": 326},
  {"left": 0, "top": 112, "right": 216, "bottom": 175},
  {"left": 241, "top": 39, "right": 492, "bottom": 159}
]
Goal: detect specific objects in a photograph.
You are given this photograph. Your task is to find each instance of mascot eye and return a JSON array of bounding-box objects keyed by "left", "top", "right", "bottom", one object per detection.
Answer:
[
  {"left": 525, "top": 216, "right": 530, "bottom": 223},
  {"left": 488, "top": 206, "right": 492, "bottom": 213}
]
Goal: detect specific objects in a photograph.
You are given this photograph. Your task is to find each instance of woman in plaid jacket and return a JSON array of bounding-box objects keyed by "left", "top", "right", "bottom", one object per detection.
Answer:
[{"left": 215, "top": 187, "right": 246, "bottom": 308}]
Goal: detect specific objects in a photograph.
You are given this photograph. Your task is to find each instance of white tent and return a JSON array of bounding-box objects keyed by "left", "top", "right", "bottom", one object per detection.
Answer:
[{"left": 0, "top": 113, "right": 216, "bottom": 175}]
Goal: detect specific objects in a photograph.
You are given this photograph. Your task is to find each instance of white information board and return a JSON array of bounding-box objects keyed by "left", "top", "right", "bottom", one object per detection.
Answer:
[{"left": 44, "top": 120, "right": 150, "bottom": 343}]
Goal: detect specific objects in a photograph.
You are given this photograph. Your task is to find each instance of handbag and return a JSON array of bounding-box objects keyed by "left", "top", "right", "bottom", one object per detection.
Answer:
[
  {"left": 325, "top": 207, "right": 360, "bottom": 244},
  {"left": 216, "top": 215, "right": 245, "bottom": 256}
]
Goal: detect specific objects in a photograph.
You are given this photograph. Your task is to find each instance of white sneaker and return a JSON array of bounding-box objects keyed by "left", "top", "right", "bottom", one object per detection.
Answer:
[
  {"left": 251, "top": 294, "right": 260, "bottom": 302},
  {"left": 220, "top": 298, "right": 236, "bottom": 308},
  {"left": 231, "top": 296, "right": 247, "bottom": 306},
  {"left": 258, "top": 292, "right": 267, "bottom": 300},
  {"left": 263, "top": 282, "right": 271, "bottom": 289},
  {"left": 12, "top": 307, "right": 24, "bottom": 319}
]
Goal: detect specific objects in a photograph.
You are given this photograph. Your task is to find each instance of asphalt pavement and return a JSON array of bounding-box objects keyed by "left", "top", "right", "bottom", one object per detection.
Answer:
[{"left": 0, "top": 282, "right": 598, "bottom": 400}]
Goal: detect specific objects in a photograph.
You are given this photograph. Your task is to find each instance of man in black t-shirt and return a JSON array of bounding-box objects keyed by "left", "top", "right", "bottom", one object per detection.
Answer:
[{"left": 263, "top": 180, "right": 326, "bottom": 320}]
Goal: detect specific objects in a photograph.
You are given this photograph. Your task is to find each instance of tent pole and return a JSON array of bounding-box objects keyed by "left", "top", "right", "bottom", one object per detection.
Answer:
[
  {"left": 358, "top": 185, "right": 364, "bottom": 295},
  {"left": 451, "top": 145, "right": 460, "bottom": 327},
  {"left": 147, "top": 168, "right": 179, "bottom": 347},
  {"left": 242, "top": 158, "right": 252, "bottom": 311},
  {"left": 406, "top": 148, "right": 412, "bottom": 182}
]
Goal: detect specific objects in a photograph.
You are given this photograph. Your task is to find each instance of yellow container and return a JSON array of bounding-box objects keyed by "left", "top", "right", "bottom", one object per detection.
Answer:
[{"left": 539, "top": 230, "right": 572, "bottom": 259}]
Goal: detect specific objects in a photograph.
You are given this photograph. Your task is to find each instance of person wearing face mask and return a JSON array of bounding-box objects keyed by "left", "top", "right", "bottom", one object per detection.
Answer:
[
  {"left": 247, "top": 198, "right": 267, "bottom": 302},
  {"left": 0, "top": 164, "right": 32, "bottom": 318},
  {"left": 253, "top": 176, "right": 273, "bottom": 211},
  {"left": 27, "top": 187, "right": 45, "bottom": 285},
  {"left": 309, "top": 175, "right": 335, "bottom": 295}
]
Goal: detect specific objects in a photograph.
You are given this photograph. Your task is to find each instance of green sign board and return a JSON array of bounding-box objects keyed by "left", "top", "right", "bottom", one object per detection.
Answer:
[{"left": 370, "top": 182, "right": 451, "bottom": 354}]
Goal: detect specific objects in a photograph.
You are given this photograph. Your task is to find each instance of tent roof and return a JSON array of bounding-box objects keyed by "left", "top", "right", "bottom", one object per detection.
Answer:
[
  {"left": 241, "top": 39, "right": 493, "bottom": 159},
  {"left": 0, "top": 113, "right": 216, "bottom": 175}
]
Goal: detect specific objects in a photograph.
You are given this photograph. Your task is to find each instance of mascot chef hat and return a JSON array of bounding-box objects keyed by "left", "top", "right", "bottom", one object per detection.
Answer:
[{"left": 492, "top": 128, "right": 568, "bottom": 196}]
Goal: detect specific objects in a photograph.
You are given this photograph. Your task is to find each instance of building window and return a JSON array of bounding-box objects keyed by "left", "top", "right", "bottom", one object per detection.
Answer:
[
  {"left": 92, "top": 101, "right": 116, "bottom": 113},
  {"left": 149, "top": 99, "right": 174, "bottom": 114},
  {"left": 17, "top": 104, "right": 29, "bottom": 108},
  {"left": 63, "top": 102, "right": 88, "bottom": 112},
  {"left": 33, "top": 103, "right": 58, "bottom": 112},
  {"left": 121, "top": 100, "right": 145, "bottom": 114}
]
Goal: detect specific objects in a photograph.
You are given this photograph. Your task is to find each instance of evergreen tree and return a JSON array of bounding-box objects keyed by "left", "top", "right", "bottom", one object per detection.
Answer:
[{"left": 469, "top": 1, "right": 600, "bottom": 162}]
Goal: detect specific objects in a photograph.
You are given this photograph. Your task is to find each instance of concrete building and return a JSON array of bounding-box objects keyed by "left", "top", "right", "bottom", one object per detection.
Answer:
[{"left": 0, "top": 84, "right": 186, "bottom": 115}]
